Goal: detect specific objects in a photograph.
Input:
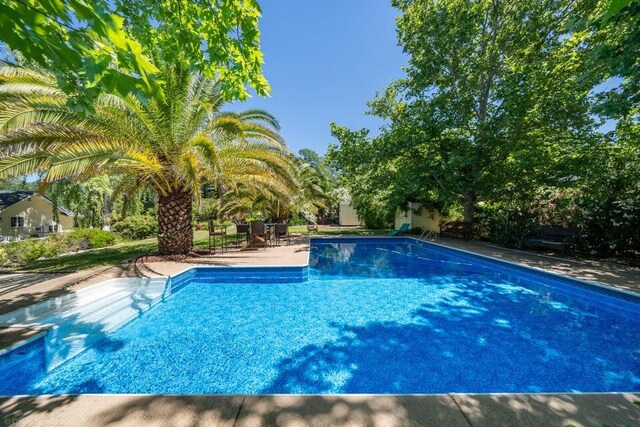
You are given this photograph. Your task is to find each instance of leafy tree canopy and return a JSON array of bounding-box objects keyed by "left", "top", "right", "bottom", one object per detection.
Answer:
[
  {"left": 331, "top": 0, "right": 602, "bottom": 224},
  {"left": 0, "top": 0, "right": 268, "bottom": 106}
]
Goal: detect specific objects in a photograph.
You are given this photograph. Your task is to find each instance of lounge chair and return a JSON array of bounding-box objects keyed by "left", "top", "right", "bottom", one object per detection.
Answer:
[
  {"left": 306, "top": 223, "right": 318, "bottom": 233},
  {"left": 388, "top": 223, "right": 410, "bottom": 236}
]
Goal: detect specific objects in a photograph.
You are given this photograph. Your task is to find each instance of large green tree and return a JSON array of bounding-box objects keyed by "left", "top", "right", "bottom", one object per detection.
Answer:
[
  {"left": 331, "top": 0, "right": 599, "bottom": 224},
  {"left": 0, "top": 63, "right": 295, "bottom": 254}
]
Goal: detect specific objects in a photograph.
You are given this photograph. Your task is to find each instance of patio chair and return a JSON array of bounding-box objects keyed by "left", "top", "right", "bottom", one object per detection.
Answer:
[
  {"left": 250, "top": 220, "right": 269, "bottom": 250},
  {"left": 275, "top": 223, "right": 291, "bottom": 246},
  {"left": 208, "top": 221, "right": 227, "bottom": 252},
  {"left": 235, "top": 223, "right": 250, "bottom": 247},
  {"left": 388, "top": 223, "right": 410, "bottom": 236},
  {"left": 306, "top": 222, "right": 318, "bottom": 233}
]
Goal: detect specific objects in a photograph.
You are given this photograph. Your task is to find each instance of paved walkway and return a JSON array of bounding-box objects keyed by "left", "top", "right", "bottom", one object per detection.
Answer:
[{"left": 1, "top": 234, "right": 639, "bottom": 426}]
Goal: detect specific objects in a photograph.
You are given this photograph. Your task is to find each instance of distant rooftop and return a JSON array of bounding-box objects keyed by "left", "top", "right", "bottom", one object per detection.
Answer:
[
  {"left": 0, "top": 191, "right": 34, "bottom": 212},
  {"left": 0, "top": 190, "right": 74, "bottom": 216}
]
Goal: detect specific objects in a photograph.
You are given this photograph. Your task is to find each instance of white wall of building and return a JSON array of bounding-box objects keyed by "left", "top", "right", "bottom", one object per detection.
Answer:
[
  {"left": 339, "top": 201, "right": 363, "bottom": 226},
  {"left": 395, "top": 202, "right": 448, "bottom": 231},
  {"left": 0, "top": 195, "right": 74, "bottom": 238}
]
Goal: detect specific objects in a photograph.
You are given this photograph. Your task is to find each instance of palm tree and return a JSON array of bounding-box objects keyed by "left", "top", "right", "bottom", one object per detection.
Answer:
[
  {"left": 0, "top": 63, "right": 296, "bottom": 254},
  {"left": 219, "top": 156, "right": 333, "bottom": 222}
]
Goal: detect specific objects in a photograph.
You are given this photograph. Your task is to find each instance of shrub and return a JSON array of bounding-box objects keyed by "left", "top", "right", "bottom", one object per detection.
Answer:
[
  {"left": 67, "top": 229, "right": 116, "bottom": 249},
  {"left": 112, "top": 215, "right": 157, "bottom": 240},
  {"left": 4, "top": 239, "right": 60, "bottom": 264},
  {"left": 0, "top": 247, "right": 8, "bottom": 267},
  {"left": 2, "top": 230, "right": 117, "bottom": 266}
]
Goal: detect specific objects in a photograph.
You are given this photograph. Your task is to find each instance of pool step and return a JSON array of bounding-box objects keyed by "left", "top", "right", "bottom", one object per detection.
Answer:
[{"left": 0, "top": 277, "right": 169, "bottom": 371}]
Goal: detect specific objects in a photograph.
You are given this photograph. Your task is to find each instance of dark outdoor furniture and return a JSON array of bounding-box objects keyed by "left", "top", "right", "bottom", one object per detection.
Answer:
[
  {"left": 306, "top": 223, "right": 318, "bottom": 233},
  {"left": 208, "top": 221, "right": 227, "bottom": 252},
  {"left": 439, "top": 221, "right": 473, "bottom": 240},
  {"left": 250, "top": 220, "right": 269, "bottom": 250},
  {"left": 235, "top": 223, "right": 250, "bottom": 247},
  {"left": 525, "top": 226, "right": 581, "bottom": 253},
  {"left": 275, "top": 223, "right": 290, "bottom": 245}
]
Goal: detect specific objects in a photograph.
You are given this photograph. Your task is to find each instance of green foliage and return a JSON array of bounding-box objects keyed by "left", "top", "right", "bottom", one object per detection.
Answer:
[
  {"left": 214, "top": 149, "right": 338, "bottom": 224},
  {"left": 67, "top": 229, "right": 116, "bottom": 249},
  {"left": 328, "top": 0, "right": 640, "bottom": 260},
  {"left": 4, "top": 240, "right": 49, "bottom": 264},
  {"left": 327, "top": 125, "right": 401, "bottom": 229},
  {"left": 112, "top": 215, "right": 157, "bottom": 240},
  {"left": 46, "top": 176, "right": 156, "bottom": 228},
  {"left": 0, "top": 246, "right": 8, "bottom": 267},
  {"left": 18, "top": 240, "right": 157, "bottom": 272},
  {"left": 0, "top": 0, "right": 268, "bottom": 103},
  {"left": 0, "top": 61, "right": 295, "bottom": 254},
  {"left": 587, "top": 1, "right": 640, "bottom": 118},
  {"left": 0, "top": 229, "right": 116, "bottom": 266},
  {"left": 0, "top": 177, "right": 36, "bottom": 192}
]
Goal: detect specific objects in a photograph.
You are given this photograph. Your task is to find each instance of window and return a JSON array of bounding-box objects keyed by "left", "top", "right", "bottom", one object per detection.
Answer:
[
  {"left": 48, "top": 224, "right": 59, "bottom": 233},
  {"left": 10, "top": 217, "right": 24, "bottom": 228}
]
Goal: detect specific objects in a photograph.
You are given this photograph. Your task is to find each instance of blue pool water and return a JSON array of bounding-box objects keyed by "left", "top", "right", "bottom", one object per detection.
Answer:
[{"left": 1, "top": 238, "right": 640, "bottom": 394}]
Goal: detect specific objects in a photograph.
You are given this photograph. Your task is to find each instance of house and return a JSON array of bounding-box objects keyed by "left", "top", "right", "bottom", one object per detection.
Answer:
[
  {"left": 395, "top": 202, "right": 449, "bottom": 232},
  {"left": 338, "top": 200, "right": 363, "bottom": 226},
  {"left": 0, "top": 191, "right": 74, "bottom": 239}
]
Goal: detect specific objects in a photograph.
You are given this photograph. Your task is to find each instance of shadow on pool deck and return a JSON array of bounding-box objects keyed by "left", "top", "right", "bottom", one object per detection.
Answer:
[
  {"left": 1, "top": 393, "right": 639, "bottom": 427},
  {"left": 433, "top": 239, "right": 640, "bottom": 294}
]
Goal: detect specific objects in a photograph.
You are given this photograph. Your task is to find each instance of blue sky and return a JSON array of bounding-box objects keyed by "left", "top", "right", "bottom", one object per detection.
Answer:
[{"left": 228, "top": 1, "right": 407, "bottom": 156}]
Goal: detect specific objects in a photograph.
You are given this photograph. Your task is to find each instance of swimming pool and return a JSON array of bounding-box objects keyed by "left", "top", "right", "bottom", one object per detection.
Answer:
[{"left": 1, "top": 237, "right": 639, "bottom": 394}]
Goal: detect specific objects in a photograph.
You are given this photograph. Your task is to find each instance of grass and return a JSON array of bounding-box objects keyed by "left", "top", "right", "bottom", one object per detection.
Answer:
[
  {"left": 19, "top": 239, "right": 158, "bottom": 273},
  {"left": 16, "top": 226, "right": 384, "bottom": 273}
]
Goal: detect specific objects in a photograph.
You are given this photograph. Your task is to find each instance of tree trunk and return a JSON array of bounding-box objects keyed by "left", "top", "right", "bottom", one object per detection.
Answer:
[
  {"left": 463, "top": 192, "right": 476, "bottom": 223},
  {"left": 157, "top": 189, "right": 193, "bottom": 255}
]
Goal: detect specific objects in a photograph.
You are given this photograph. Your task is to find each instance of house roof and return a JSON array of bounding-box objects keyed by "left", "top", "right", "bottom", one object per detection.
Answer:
[
  {"left": 0, "top": 191, "right": 74, "bottom": 217},
  {"left": 0, "top": 191, "right": 34, "bottom": 212}
]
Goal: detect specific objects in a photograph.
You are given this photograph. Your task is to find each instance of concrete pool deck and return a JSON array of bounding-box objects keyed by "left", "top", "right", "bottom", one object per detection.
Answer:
[
  {"left": 1, "top": 233, "right": 639, "bottom": 426},
  {"left": 1, "top": 393, "right": 639, "bottom": 426}
]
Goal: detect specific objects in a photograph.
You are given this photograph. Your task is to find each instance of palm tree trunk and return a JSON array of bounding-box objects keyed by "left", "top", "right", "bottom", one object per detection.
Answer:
[{"left": 157, "top": 189, "right": 193, "bottom": 255}]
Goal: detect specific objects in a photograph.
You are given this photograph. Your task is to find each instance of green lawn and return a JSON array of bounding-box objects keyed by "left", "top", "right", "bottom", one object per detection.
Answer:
[
  {"left": 19, "top": 239, "right": 158, "bottom": 273},
  {"left": 18, "top": 226, "right": 384, "bottom": 273}
]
